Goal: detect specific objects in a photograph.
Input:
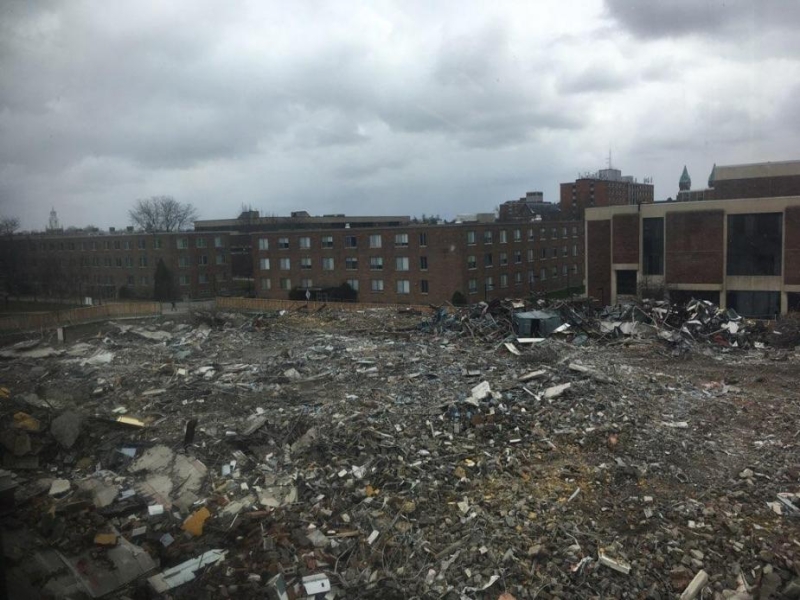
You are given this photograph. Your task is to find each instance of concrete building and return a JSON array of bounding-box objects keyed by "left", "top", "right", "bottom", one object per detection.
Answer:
[
  {"left": 561, "top": 168, "right": 654, "bottom": 219},
  {"left": 585, "top": 160, "right": 800, "bottom": 316}
]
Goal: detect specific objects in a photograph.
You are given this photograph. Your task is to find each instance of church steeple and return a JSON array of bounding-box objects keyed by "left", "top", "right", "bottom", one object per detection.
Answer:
[{"left": 679, "top": 165, "right": 691, "bottom": 191}]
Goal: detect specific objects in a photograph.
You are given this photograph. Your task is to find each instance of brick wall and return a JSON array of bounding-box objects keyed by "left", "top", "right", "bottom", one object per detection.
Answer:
[
  {"left": 785, "top": 206, "right": 800, "bottom": 285},
  {"left": 587, "top": 220, "right": 611, "bottom": 305},
  {"left": 612, "top": 214, "right": 639, "bottom": 264},
  {"left": 713, "top": 175, "right": 800, "bottom": 200},
  {"left": 665, "top": 210, "right": 724, "bottom": 284}
]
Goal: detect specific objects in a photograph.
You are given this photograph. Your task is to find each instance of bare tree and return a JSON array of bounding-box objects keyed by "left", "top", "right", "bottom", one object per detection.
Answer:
[
  {"left": 129, "top": 196, "right": 199, "bottom": 232},
  {"left": 0, "top": 216, "right": 20, "bottom": 235}
]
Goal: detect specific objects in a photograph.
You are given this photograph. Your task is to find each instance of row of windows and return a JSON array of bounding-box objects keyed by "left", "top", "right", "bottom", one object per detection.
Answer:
[
  {"left": 258, "top": 256, "right": 427, "bottom": 272},
  {"left": 259, "top": 278, "right": 429, "bottom": 294},
  {"left": 73, "top": 254, "right": 227, "bottom": 268},
  {"left": 466, "top": 226, "right": 579, "bottom": 245},
  {"left": 258, "top": 232, "right": 427, "bottom": 251},
  {"left": 32, "top": 237, "right": 225, "bottom": 252},
  {"left": 467, "top": 265, "right": 579, "bottom": 293},
  {"left": 75, "top": 272, "right": 227, "bottom": 287},
  {"left": 468, "top": 245, "right": 579, "bottom": 268}
]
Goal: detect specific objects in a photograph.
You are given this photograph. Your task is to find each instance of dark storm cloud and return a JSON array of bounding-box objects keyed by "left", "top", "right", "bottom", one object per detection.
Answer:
[{"left": 604, "top": 0, "right": 800, "bottom": 41}]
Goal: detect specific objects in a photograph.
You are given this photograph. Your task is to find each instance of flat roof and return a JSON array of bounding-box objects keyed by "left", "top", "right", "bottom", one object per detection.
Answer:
[{"left": 715, "top": 160, "right": 800, "bottom": 181}]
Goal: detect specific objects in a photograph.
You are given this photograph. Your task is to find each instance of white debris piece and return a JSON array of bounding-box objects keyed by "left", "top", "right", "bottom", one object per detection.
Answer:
[{"left": 148, "top": 549, "right": 227, "bottom": 593}]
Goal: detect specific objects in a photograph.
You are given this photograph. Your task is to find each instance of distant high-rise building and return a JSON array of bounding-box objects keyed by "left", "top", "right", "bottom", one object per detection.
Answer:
[{"left": 560, "top": 167, "right": 654, "bottom": 219}]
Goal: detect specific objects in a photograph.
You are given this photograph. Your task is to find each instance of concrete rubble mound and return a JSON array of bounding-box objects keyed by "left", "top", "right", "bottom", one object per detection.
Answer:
[{"left": 1, "top": 303, "right": 800, "bottom": 599}]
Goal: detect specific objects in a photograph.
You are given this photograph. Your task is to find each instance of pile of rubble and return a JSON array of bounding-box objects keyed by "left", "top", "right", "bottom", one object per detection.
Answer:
[{"left": 1, "top": 305, "right": 800, "bottom": 599}]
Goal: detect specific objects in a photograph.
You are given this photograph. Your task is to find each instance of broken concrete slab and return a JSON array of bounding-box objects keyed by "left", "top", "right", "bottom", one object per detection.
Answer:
[{"left": 50, "top": 411, "right": 83, "bottom": 449}]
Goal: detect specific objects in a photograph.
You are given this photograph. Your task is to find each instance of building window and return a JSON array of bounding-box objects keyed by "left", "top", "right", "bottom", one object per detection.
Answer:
[
  {"left": 279, "top": 258, "right": 291, "bottom": 270},
  {"left": 510, "top": 251, "right": 519, "bottom": 264},
  {"left": 396, "top": 280, "right": 410, "bottom": 294},
  {"left": 154, "top": 238, "right": 163, "bottom": 250},
  {"left": 529, "top": 270, "right": 535, "bottom": 285},
  {"left": 261, "top": 278, "right": 271, "bottom": 290},
  {"left": 467, "top": 255, "right": 477, "bottom": 270},
  {"left": 258, "top": 238, "right": 269, "bottom": 250},
  {"left": 551, "top": 247, "right": 558, "bottom": 258},
  {"left": 370, "top": 257, "right": 383, "bottom": 270},
  {"left": 122, "top": 240, "right": 130, "bottom": 250},
  {"left": 540, "top": 227, "right": 547, "bottom": 239},
  {"left": 214, "top": 236, "right": 224, "bottom": 248},
  {"left": 259, "top": 258, "right": 270, "bottom": 271},
  {"left": 345, "top": 236, "right": 357, "bottom": 248},
  {"left": 321, "top": 236, "right": 333, "bottom": 249},
  {"left": 347, "top": 279, "right": 359, "bottom": 291},
  {"left": 179, "top": 274, "right": 189, "bottom": 286},
  {"left": 125, "top": 256, "right": 133, "bottom": 267},
  {"left": 643, "top": 217, "right": 664, "bottom": 276},
  {"left": 198, "top": 255, "right": 208, "bottom": 266},
  {"left": 127, "top": 275, "right": 135, "bottom": 286},
  {"left": 484, "top": 253, "right": 493, "bottom": 267},
  {"left": 216, "top": 254, "right": 226, "bottom": 265},
  {"left": 346, "top": 257, "right": 358, "bottom": 270},
  {"left": 527, "top": 249, "right": 534, "bottom": 262},
  {"left": 419, "top": 232, "right": 428, "bottom": 247},
  {"left": 499, "top": 230, "right": 508, "bottom": 244},
  {"left": 280, "top": 278, "right": 291, "bottom": 290},
  {"left": 500, "top": 252, "right": 508, "bottom": 266},
  {"left": 421, "top": 280, "right": 429, "bottom": 294},
  {"left": 300, "top": 278, "right": 313, "bottom": 289},
  {"left": 196, "top": 238, "right": 206, "bottom": 248},
  {"left": 395, "top": 257, "right": 409, "bottom": 271},
  {"left": 322, "top": 257, "right": 334, "bottom": 271},
  {"left": 300, "top": 257, "right": 312, "bottom": 270},
  {"left": 369, "top": 234, "right": 382, "bottom": 248},
  {"left": 278, "top": 237, "right": 289, "bottom": 249},
  {"left": 562, "top": 245, "right": 568, "bottom": 257},
  {"left": 514, "top": 272, "right": 523, "bottom": 285},
  {"left": 500, "top": 274, "right": 508, "bottom": 288},
  {"left": 727, "top": 214, "right": 782, "bottom": 276},
  {"left": 572, "top": 264, "right": 578, "bottom": 274},
  {"left": 541, "top": 248, "right": 547, "bottom": 259},
  {"left": 467, "top": 231, "right": 476, "bottom": 245},
  {"left": 572, "top": 226, "right": 578, "bottom": 237},
  {"left": 115, "top": 257, "right": 122, "bottom": 268},
  {"left": 113, "top": 240, "right": 120, "bottom": 250},
  {"left": 573, "top": 244, "right": 578, "bottom": 257},
  {"left": 726, "top": 291, "right": 780, "bottom": 318},
  {"left": 528, "top": 229, "right": 534, "bottom": 241},
  {"left": 395, "top": 233, "right": 409, "bottom": 247},
  {"left": 468, "top": 279, "right": 477, "bottom": 294},
  {"left": 138, "top": 238, "right": 146, "bottom": 249},
  {"left": 420, "top": 256, "right": 428, "bottom": 270},
  {"left": 484, "top": 230, "right": 493, "bottom": 244},
  {"left": 139, "top": 255, "right": 148, "bottom": 268},
  {"left": 552, "top": 267, "right": 558, "bottom": 278},
  {"left": 513, "top": 229, "right": 522, "bottom": 242},
  {"left": 299, "top": 237, "right": 311, "bottom": 249},
  {"left": 198, "top": 273, "right": 208, "bottom": 284},
  {"left": 562, "top": 227, "right": 568, "bottom": 237},
  {"left": 562, "top": 265, "right": 569, "bottom": 276},
  {"left": 371, "top": 279, "right": 384, "bottom": 292},
  {"left": 485, "top": 276, "right": 493, "bottom": 291},
  {"left": 177, "top": 238, "right": 188, "bottom": 249},
  {"left": 540, "top": 268, "right": 547, "bottom": 281}
]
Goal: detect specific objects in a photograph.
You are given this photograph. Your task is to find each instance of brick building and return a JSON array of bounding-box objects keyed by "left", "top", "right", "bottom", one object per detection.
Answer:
[
  {"left": 249, "top": 220, "right": 584, "bottom": 305},
  {"left": 675, "top": 160, "right": 800, "bottom": 203},
  {"left": 2, "top": 231, "right": 234, "bottom": 301},
  {"left": 561, "top": 168, "right": 654, "bottom": 219},
  {"left": 585, "top": 193, "right": 800, "bottom": 316}
]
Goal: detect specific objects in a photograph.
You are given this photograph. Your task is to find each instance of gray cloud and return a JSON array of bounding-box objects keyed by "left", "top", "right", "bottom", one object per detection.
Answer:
[{"left": 1, "top": 1, "right": 799, "bottom": 230}]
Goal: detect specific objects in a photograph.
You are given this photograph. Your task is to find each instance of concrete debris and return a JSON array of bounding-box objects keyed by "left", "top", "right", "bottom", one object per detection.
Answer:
[{"left": 2, "top": 303, "right": 800, "bottom": 599}]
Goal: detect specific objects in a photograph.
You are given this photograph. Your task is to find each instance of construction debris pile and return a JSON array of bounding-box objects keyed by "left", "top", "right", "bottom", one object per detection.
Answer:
[
  {"left": 2, "top": 304, "right": 800, "bottom": 599},
  {"left": 422, "top": 297, "right": 783, "bottom": 352}
]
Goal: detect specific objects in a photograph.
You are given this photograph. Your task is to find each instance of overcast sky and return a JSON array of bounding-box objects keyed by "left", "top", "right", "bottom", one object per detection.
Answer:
[{"left": 2, "top": 0, "right": 799, "bottom": 231}]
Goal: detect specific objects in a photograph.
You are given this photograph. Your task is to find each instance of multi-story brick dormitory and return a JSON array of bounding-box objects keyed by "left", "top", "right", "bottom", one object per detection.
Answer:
[
  {"left": 246, "top": 220, "right": 584, "bottom": 305},
  {"left": 585, "top": 160, "right": 800, "bottom": 317},
  {"left": 1, "top": 231, "right": 236, "bottom": 301},
  {"left": 2, "top": 210, "right": 585, "bottom": 305}
]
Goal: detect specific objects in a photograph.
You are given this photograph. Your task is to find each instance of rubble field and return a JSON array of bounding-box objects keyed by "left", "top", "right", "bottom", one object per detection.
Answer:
[{"left": 2, "top": 304, "right": 800, "bottom": 600}]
